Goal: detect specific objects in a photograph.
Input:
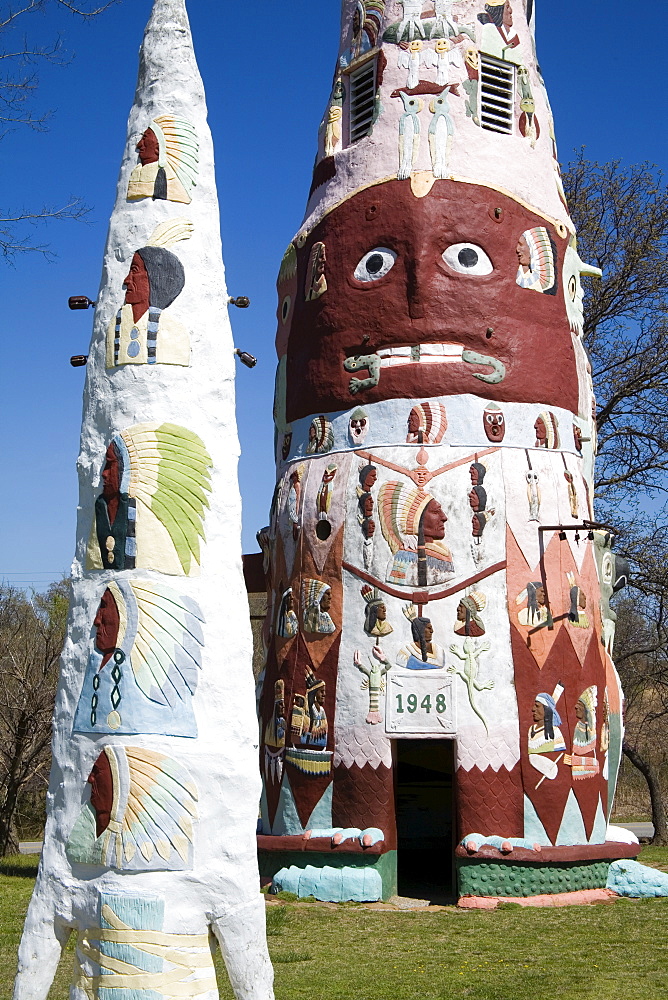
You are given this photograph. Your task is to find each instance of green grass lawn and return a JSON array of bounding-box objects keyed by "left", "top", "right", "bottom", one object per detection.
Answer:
[{"left": 2, "top": 850, "right": 668, "bottom": 1000}]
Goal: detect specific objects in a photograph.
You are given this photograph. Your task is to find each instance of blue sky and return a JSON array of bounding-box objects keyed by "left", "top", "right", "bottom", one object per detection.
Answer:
[{"left": 1, "top": 0, "right": 666, "bottom": 590}]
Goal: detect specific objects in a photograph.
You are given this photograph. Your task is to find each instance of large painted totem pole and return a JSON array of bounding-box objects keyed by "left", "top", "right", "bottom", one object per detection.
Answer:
[
  {"left": 14, "top": 3, "right": 274, "bottom": 997},
  {"left": 258, "top": 0, "right": 635, "bottom": 903}
]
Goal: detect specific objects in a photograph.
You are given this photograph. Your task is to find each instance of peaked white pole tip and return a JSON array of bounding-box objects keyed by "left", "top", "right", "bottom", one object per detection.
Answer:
[{"left": 145, "top": 0, "right": 190, "bottom": 33}]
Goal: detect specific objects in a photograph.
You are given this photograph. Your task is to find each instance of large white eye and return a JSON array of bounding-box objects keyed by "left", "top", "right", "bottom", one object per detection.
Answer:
[
  {"left": 442, "top": 243, "right": 493, "bottom": 275},
  {"left": 354, "top": 247, "right": 397, "bottom": 282}
]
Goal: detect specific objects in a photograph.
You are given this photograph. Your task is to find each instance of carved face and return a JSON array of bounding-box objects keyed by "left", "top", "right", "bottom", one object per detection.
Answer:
[
  {"left": 516, "top": 235, "right": 531, "bottom": 270},
  {"left": 562, "top": 245, "right": 585, "bottom": 337},
  {"left": 575, "top": 700, "right": 586, "bottom": 721},
  {"left": 469, "top": 486, "right": 485, "bottom": 511},
  {"left": 531, "top": 700, "right": 545, "bottom": 724},
  {"left": 503, "top": 1, "right": 513, "bottom": 29},
  {"left": 361, "top": 467, "right": 377, "bottom": 490},
  {"left": 535, "top": 585, "right": 546, "bottom": 606},
  {"left": 362, "top": 495, "right": 374, "bottom": 517},
  {"left": 124, "top": 252, "right": 150, "bottom": 311},
  {"left": 483, "top": 403, "right": 505, "bottom": 441},
  {"left": 407, "top": 408, "right": 421, "bottom": 434},
  {"left": 376, "top": 602, "right": 387, "bottom": 621},
  {"left": 349, "top": 415, "right": 369, "bottom": 443},
  {"left": 421, "top": 499, "right": 447, "bottom": 541},
  {"left": 136, "top": 127, "right": 160, "bottom": 165},
  {"left": 320, "top": 589, "right": 332, "bottom": 612},
  {"left": 88, "top": 751, "right": 113, "bottom": 837},
  {"left": 285, "top": 180, "right": 576, "bottom": 420},
  {"left": 534, "top": 416, "right": 547, "bottom": 445},
  {"left": 93, "top": 589, "right": 120, "bottom": 654},
  {"left": 456, "top": 601, "right": 467, "bottom": 622},
  {"left": 281, "top": 433, "right": 292, "bottom": 460}
]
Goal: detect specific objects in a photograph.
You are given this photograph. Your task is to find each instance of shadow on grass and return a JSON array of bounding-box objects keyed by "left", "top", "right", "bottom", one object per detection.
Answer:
[{"left": 0, "top": 854, "right": 39, "bottom": 878}]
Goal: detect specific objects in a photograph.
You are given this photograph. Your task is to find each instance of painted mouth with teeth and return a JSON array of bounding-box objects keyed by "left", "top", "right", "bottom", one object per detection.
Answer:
[
  {"left": 378, "top": 344, "right": 465, "bottom": 366},
  {"left": 343, "top": 343, "right": 506, "bottom": 395}
]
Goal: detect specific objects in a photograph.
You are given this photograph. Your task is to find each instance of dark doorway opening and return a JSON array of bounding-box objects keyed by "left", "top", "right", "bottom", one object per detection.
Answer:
[{"left": 394, "top": 739, "right": 456, "bottom": 903}]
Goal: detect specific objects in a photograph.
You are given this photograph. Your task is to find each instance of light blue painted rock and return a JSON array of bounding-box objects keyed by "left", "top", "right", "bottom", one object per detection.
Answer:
[
  {"left": 272, "top": 865, "right": 382, "bottom": 902},
  {"left": 607, "top": 859, "right": 668, "bottom": 897}
]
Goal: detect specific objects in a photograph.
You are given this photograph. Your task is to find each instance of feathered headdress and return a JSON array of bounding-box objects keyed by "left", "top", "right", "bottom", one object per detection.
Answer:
[
  {"left": 577, "top": 686, "right": 598, "bottom": 728},
  {"left": 306, "top": 415, "right": 334, "bottom": 454},
  {"left": 378, "top": 481, "right": 432, "bottom": 553},
  {"left": 408, "top": 401, "right": 448, "bottom": 442},
  {"left": 116, "top": 422, "right": 212, "bottom": 574},
  {"left": 149, "top": 115, "right": 199, "bottom": 199},
  {"left": 361, "top": 585, "right": 384, "bottom": 608},
  {"left": 107, "top": 579, "right": 204, "bottom": 708},
  {"left": 459, "top": 591, "right": 487, "bottom": 629},
  {"left": 302, "top": 578, "right": 330, "bottom": 613},
  {"left": 66, "top": 745, "right": 198, "bottom": 871},
  {"left": 536, "top": 410, "right": 560, "bottom": 449},
  {"left": 519, "top": 227, "right": 556, "bottom": 292}
]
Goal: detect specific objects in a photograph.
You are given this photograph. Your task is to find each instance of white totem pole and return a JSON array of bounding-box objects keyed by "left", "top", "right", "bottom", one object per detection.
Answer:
[{"left": 13, "top": 3, "right": 274, "bottom": 998}]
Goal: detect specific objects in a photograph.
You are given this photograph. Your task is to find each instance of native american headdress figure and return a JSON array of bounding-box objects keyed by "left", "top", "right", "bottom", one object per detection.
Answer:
[
  {"left": 406, "top": 401, "right": 448, "bottom": 444},
  {"left": 306, "top": 415, "right": 334, "bottom": 454},
  {"left": 66, "top": 745, "right": 198, "bottom": 871},
  {"left": 378, "top": 481, "right": 432, "bottom": 555},
  {"left": 73, "top": 580, "right": 205, "bottom": 737},
  {"left": 455, "top": 590, "right": 487, "bottom": 636},
  {"left": 574, "top": 686, "right": 598, "bottom": 747},
  {"left": 361, "top": 584, "right": 393, "bottom": 637},
  {"left": 534, "top": 410, "right": 560, "bottom": 449},
  {"left": 107, "top": 219, "right": 194, "bottom": 369},
  {"left": 128, "top": 114, "right": 199, "bottom": 204},
  {"left": 301, "top": 578, "right": 336, "bottom": 634},
  {"left": 516, "top": 226, "right": 557, "bottom": 294},
  {"left": 378, "top": 480, "right": 454, "bottom": 587},
  {"left": 87, "top": 422, "right": 212, "bottom": 576}
]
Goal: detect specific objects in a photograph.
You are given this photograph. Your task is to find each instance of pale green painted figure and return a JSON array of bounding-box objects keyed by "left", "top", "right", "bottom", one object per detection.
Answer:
[{"left": 448, "top": 637, "right": 493, "bottom": 734}]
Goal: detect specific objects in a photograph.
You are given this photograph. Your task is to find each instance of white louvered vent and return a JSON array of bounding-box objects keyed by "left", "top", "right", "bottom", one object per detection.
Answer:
[
  {"left": 479, "top": 54, "right": 515, "bottom": 134},
  {"left": 349, "top": 59, "right": 377, "bottom": 144}
]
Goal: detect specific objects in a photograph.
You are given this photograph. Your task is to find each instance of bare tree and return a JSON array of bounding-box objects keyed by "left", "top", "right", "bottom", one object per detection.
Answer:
[
  {"left": 0, "top": 580, "right": 68, "bottom": 856},
  {"left": 0, "top": 0, "right": 117, "bottom": 260},
  {"left": 612, "top": 590, "right": 668, "bottom": 843},
  {"left": 564, "top": 154, "right": 668, "bottom": 510},
  {"left": 564, "top": 155, "right": 668, "bottom": 841}
]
